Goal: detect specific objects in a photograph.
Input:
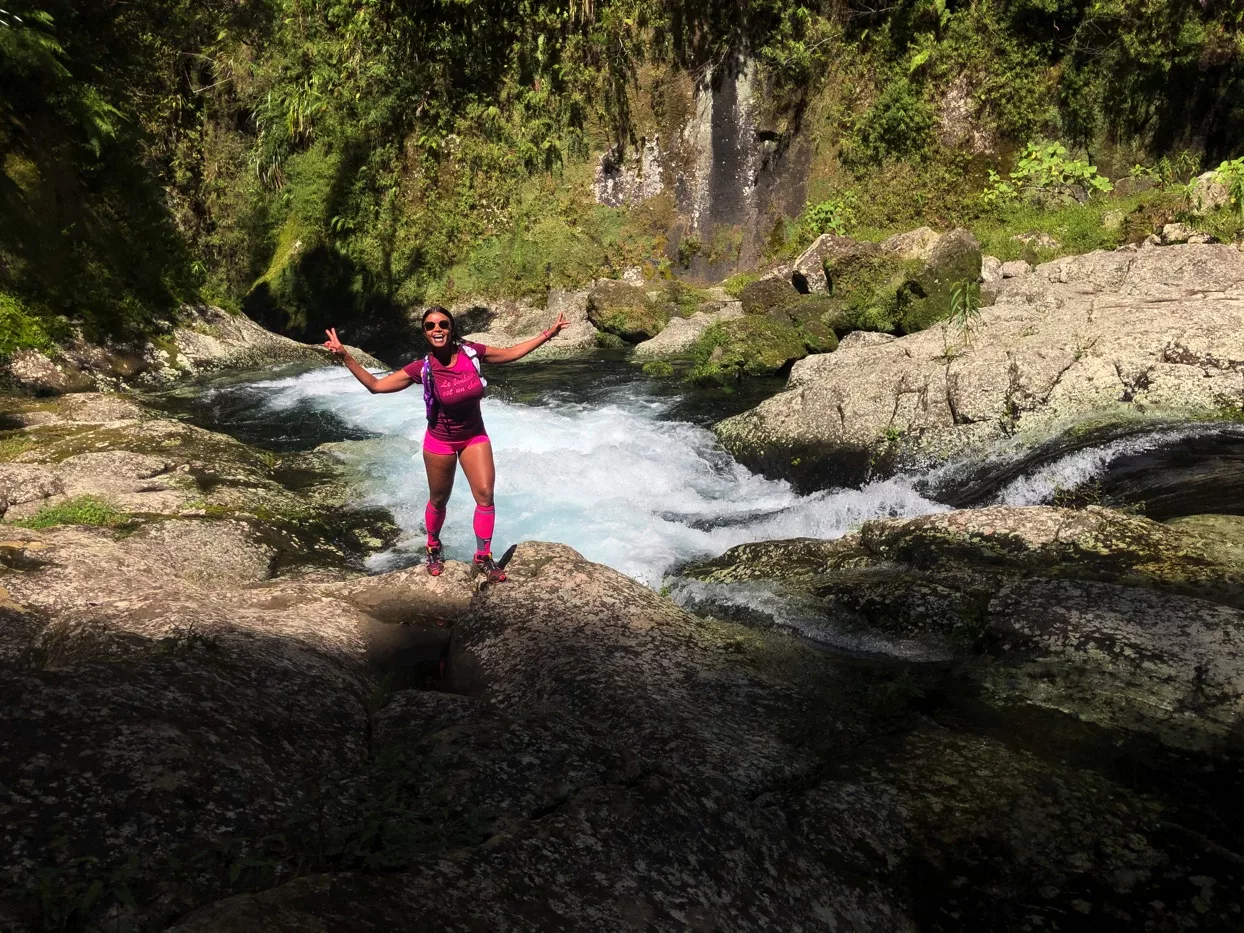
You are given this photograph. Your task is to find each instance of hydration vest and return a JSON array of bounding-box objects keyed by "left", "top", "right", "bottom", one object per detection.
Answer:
[{"left": 422, "top": 344, "right": 487, "bottom": 428}]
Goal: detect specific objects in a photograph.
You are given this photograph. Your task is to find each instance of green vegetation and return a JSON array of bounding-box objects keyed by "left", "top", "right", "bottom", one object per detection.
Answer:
[
  {"left": 9, "top": 495, "right": 126, "bottom": 530},
  {"left": 0, "top": 0, "right": 1240, "bottom": 355},
  {"left": 642, "top": 361, "right": 675, "bottom": 377}
]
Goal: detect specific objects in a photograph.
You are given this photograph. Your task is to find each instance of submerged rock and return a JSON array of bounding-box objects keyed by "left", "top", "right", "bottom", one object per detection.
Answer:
[{"left": 715, "top": 244, "right": 1244, "bottom": 486}]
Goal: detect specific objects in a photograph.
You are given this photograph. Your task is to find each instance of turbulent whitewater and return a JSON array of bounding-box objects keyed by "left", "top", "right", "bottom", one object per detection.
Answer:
[{"left": 238, "top": 365, "right": 946, "bottom": 584}]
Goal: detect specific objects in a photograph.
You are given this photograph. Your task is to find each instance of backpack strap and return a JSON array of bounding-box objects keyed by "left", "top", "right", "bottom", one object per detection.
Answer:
[
  {"left": 460, "top": 344, "right": 488, "bottom": 389},
  {"left": 422, "top": 353, "right": 437, "bottom": 428}
]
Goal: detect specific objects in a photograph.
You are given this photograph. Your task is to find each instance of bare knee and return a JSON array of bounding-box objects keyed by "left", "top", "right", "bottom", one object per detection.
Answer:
[
  {"left": 428, "top": 491, "right": 451, "bottom": 509},
  {"left": 472, "top": 487, "right": 494, "bottom": 507}
]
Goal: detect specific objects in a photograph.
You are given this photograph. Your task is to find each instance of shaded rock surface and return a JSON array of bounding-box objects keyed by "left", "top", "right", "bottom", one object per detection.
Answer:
[
  {"left": 683, "top": 504, "right": 1244, "bottom": 748},
  {"left": 716, "top": 244, "right": 1244, "bottom": 485},
  {"left": 584, "top": 281, "right": 669, "bottom": 343},
  {"left": 2, "top": 392, "right": 1242, "bottom": 932}
]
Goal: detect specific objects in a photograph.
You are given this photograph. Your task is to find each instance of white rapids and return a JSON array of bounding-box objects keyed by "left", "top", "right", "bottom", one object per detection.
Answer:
[{"left": 242, "top": 365, "right": 949, "bottom": 586}]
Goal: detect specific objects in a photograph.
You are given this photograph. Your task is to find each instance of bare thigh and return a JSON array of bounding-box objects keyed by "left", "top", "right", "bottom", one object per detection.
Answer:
[
  {"left": 423, "top": 449, "right": 457, "bottom": 506},
  {"left": 457, "top": 441, "right": 496, "bottom": 507}
]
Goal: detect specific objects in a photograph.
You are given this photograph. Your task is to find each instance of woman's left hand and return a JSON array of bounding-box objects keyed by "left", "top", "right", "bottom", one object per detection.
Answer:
[{"left": 546, "top": 312, "right": 570, "bottom": 338}]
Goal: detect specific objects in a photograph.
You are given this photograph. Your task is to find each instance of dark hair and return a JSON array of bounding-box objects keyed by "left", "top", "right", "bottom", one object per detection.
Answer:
[{"left": 421, "top": 305, "right": 457, "bottom": 345}]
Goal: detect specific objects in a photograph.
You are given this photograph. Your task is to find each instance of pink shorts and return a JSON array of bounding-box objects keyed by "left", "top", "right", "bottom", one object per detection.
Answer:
[{"left": 423, "top": 431, "right": 490, "bottom": 456}]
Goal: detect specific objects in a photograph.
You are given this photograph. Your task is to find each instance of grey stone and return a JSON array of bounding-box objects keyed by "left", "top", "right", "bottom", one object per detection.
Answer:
[{"left": 715, "top": 244, "right": 1244, "bottom": 474}]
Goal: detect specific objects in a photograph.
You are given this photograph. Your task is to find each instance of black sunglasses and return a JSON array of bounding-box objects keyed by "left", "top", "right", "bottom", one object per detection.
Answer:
[{"left": 423, "top": 320, "right": 451, "bottom": 332}]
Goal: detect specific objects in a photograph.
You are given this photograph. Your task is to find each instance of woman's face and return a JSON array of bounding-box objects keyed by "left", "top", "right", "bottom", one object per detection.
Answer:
[{"left": 423, "top": 313, "right": 453, "bottom": 350}]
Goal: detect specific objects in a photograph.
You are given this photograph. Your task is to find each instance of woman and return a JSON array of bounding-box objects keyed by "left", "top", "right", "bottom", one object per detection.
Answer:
[{"left": 324, "top": 305, "right": 569, "bottom": 582}]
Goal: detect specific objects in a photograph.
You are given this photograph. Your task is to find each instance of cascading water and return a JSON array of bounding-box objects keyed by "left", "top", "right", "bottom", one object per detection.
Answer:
[{"left": 228, "top": 364, "right": 948, "bottom": 586}]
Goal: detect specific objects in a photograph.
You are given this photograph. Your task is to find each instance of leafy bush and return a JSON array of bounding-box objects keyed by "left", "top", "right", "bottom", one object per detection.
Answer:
[
  {"left": 1217, "top": 158, "right": 1244, "bottom": 218},
  {"left": 983, "top": 142, "right": 1112, "bottom": 207},
  {"left": 845, "top": 78, "right": 935, "bottom": 167},
  {"left": 803, "top": 194, "right": 858, "bottom": 238},
  {"left": 0, "top": 292, "right": 60, "bottom": 355}
]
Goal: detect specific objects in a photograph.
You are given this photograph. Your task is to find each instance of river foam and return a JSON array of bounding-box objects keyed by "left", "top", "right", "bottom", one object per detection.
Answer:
[{"left": 245, "top": 365, "right": 948, "bottom": 585}]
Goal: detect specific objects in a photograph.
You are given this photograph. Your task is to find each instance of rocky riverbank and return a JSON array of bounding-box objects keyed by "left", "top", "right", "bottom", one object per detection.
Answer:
[
  {"left": 1, "top": 384, "right": 1242, "bottom": 930},
  {"left": 716, "top": 242, "right": 1244, "bottom": 488}
]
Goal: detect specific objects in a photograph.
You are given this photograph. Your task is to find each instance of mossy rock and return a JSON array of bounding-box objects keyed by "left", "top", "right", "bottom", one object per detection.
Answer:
[
  {"left": 825, "top": 251, "right": 912, "bottom": 334},
  {"left": 1121, "top": 191, "right": 1185, "bottom": 244},
  {"left": 594, "top": 331, "right": 630, "bottom": 351},
  {"left": 896, "top": 229, "right": 982, "bottom": 334},
  {"left": 739, "top": 276, "right": 800, "bottom": 317},
  {"left": 687, "top": 317, "right": 807, "bottom": 385},
  {"left": 586, "top": 281, "right": 669, "bottom": 343},
  {"left": 641, "top": 361, "right": 675, "bottom": 378}
]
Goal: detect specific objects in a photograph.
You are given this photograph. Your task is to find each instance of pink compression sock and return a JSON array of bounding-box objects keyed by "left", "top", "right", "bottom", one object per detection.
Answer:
[
  {"left": 425, "top": 501, "right": 446, "bottom": 548},
  {"left": 473, "top": 504, "right": 495, "bottom": 557}
]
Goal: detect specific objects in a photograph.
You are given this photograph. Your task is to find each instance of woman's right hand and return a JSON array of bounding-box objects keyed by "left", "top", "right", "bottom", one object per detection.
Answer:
[{"left": 324, "top": 328, "right": 347, "bottom": 357}]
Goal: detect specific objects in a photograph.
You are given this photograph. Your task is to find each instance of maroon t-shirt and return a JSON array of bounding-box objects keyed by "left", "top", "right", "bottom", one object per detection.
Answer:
[{"left": 402, "top": 342, "right": 488, "bottom": 441}]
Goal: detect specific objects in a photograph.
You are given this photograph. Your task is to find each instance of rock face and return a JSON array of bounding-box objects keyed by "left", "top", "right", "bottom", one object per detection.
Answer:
[
  {"left": 716, "top": 243, "right": 1244, "bottom": 485},
  {"left": 792, "top": 233, "right": 875, "bottom": 293},
  {"left": 683, "top": 504, "right": 1244, "bottom": 748},
  {"left": 0, "top": 305, "right": 383, "bottom": 396}
]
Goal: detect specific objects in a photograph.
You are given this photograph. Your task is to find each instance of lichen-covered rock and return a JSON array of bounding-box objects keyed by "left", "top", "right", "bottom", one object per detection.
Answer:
[
  {"left": 739, "top": 274, "right": 800, "bottom": 316},
  {"left": 585, "top": 281, "right": 669, "bottom": 343},
  {"left": 1190, "top": 170, "right": 1232, "bottom": 216},
  {"left": 631, "top": 302, "right": 744, "bottom": 360},
  {"left": 897, "top": 227, "right": 982, "bottom": 333},
  {"left": 3, "top": 349, "right": 95, "bottom": 396},
  {"left": 462, "top": 288, "right": 598, "bottom": 360},
  {"left": 880, "top": 225, "right": 941, "bottom": 261},
  {"left": 687, "top": 316, "right": 809, "bottom": 384},
  {"left": 715, "top": 244, "right": 1244, "bottom": 484},
  {"left": 792, "top": 233, "right": 877, "bottom": 293}
]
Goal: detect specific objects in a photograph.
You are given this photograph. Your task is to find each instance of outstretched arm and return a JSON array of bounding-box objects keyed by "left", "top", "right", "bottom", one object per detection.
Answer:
[
  {"left": 323, "top": 328, "right": 415, "bottom": 393},
  {"left": 482, "top": 313, "right": 570, "bottom": 364}
]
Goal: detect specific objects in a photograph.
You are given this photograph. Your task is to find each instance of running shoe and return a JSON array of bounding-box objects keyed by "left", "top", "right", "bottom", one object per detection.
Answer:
[
  {"left": 473, "top": 551, "right": 507, "bottom": 584},
  {"left": 426, "top": 544, "right": 445, "bottom": 576}
]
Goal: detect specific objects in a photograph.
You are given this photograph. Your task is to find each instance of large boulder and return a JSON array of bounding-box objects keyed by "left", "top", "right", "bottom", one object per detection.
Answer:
[
  {"left": 631, "top": 302, "right": 744, "bottom": 360},
  {"left": 896, "top": 227, "right": 982, "bottom": 333},
  {"left": 687, "top": 316, "right": 810, "bottom": 384},
  {"left": 585, "top": 281, "right": 669, "bottom": 343},
  {"left": 739, "top": 275, "right": 800, "bottom": 316},
  {"left": 1190, "top": 170, "right": 1232, "bottom": 216},
  {"left": 462, "top": 287, "right": 597, "bottom": 359},
  {"left": 715, "top": 244, "right": 1244, "bottom": 485},
  {"left": 791, "top": 233, "right": 877, "bottom": 293}
]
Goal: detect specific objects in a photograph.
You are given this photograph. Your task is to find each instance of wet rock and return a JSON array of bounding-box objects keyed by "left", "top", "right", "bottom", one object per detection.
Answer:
[
  {"left": 715, "top": 244, "right": 1244, "bottom": 483},
  {"left": 585, "top": 281, "right": 669, "bottom": 343},
  {"left": 684, "top": 504, "right": 1244, "bottom": 746}
]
